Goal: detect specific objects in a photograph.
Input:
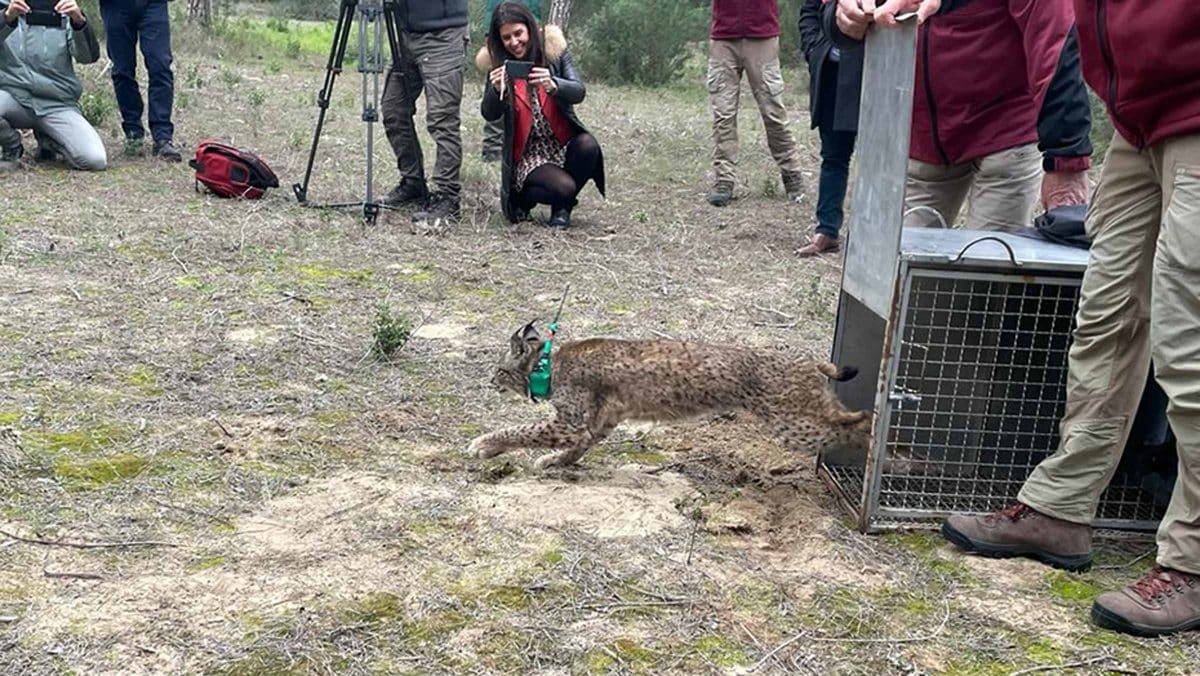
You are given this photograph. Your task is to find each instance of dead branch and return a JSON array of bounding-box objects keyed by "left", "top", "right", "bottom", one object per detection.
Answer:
[
  {"left": 0, "top": 528, "right": 180, "bottom": 550},
  {"left": 149, "top": 497, "right": 234, "bottom": 528},
  {"left": 750, "top": 599, "right": 951, "bottom": 671},
  {"left": 43, "top": 568, "right": 103, "bottom": 580},
  {"left": 1007, "top": 654, "right": 1117, "bottom": 676}
]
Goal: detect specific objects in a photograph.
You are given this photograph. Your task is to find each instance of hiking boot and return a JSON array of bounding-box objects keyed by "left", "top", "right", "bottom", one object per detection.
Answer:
[
  {"left": 411, "top": 193, "right": 459, "bottom": 232},
  {"left": 707, "top": 181, "right": 734, "bottom": 207},
  {"left": 797, "top": 233, "right": 840, "bottom": 257},
  {"left": 782, "top": 170, "right": 806, "bottom": 203},
  {"left": 124, "top": 136, "right": 146, "bottom": 157},
  {"left": 0, "top": 136, "right": 23, "bottom": 173},
  {"left": 34, "top": 132, "right": 63, "bottom": 162},
  {"left": 1092, "top": 567, "right": 1200, "bottom": 637},
  {"left": 382, "top": 177, "right": 429, "bottom": 207},
  {"left": 153, "top": 139, "right": 183, "bottom": 163},
  {"left": 941, "top": 503, "right": 1093, "bottom": 571},
  {"left": 547, "top": 206, "right": 571, "bottom": 228}
]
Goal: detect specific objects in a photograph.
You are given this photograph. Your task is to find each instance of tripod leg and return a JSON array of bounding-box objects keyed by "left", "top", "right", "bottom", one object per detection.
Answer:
[{"left": 293, "top": 0, "right": 358, "bottom": 204}]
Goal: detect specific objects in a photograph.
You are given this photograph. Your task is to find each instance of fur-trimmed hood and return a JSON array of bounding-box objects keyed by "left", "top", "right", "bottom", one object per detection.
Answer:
[{"left": 474, "top": 24, "right": 566, "bottom": 74}]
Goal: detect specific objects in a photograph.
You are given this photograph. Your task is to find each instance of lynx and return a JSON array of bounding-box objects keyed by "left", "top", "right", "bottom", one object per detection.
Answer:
[{"left": 469, "top": 322, "right": 872, "bottom": 469}]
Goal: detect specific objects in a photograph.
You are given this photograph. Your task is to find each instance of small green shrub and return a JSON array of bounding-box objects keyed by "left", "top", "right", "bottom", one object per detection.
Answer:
[
  {"left": 79, "top": 91, "right": 114, "bottom": 127},
  {"left": 371, "top": 305, "right": 412, "bottom": 360}
]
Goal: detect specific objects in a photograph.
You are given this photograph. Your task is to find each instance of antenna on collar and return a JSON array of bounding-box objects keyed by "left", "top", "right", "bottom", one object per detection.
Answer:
[{"left": 527, "top": 283, "right": 570, "bottom": 401}]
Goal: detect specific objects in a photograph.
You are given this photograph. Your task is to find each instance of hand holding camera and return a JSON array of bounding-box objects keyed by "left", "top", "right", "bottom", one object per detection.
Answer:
[{"left": 529, "top": 66, "right": 556, "bottom": 95}]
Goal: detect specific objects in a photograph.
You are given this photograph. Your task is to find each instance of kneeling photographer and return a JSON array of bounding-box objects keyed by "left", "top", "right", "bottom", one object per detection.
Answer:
[
  {"left": 0, "top": 0, "right": 105, "bottom": 171},
  {"left": 480, "top": 2, "right": 604, "bottom": 228}
]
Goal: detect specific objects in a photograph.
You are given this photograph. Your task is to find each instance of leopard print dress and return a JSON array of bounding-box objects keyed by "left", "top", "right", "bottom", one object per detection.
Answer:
[{"left": 514, "top": 90, "right": 567, "bottom": 192}]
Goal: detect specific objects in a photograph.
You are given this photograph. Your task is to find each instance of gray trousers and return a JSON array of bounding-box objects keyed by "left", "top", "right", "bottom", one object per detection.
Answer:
[
  {"left": 0, "top": 91, "right": 106, "bottom": 171},
  {"left": 381, "top": 26, "right": 467, "bottom": 197}
]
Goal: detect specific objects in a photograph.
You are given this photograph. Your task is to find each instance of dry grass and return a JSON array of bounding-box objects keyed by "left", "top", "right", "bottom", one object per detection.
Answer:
[{"left": 0, "top": 17, "right": 1197, "bottom": 676}]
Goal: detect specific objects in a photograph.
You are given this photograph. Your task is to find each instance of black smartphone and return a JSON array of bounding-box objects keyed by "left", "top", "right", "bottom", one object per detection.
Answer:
[
  {"left": 26, "top": 0, "right": 65, "bottom": 28},
  {"left": 505, "top": 60, "right": 533, "bottom": 79}
]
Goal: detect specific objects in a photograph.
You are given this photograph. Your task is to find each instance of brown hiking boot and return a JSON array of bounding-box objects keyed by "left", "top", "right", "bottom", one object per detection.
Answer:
[
  {"left": 796, "top": 233, "right": 840, "bottom": 257},
  {"left": 941, "top": 503, "right": 1093, "bottom": 571},
  {"left": 1092, "top": 567, "right": 1200, "bottom": 637}
]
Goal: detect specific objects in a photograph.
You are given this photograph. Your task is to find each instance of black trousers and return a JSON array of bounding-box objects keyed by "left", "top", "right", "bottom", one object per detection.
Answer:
[{"left": 518, "top": 133, "right": 600, "bottom": 210}]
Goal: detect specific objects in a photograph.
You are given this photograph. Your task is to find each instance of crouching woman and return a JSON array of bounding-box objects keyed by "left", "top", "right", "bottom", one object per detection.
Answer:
[{"left": 480, "top": 2, "right": 604, "bottom": 228}]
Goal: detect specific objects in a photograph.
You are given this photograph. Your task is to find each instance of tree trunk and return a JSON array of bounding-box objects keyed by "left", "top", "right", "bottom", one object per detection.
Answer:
[
  {"left": 187, "top": 0, "right": 212, "bottom": 27},
  {"left": 548, "top": 0, "right": 572, "bottom": 33}
]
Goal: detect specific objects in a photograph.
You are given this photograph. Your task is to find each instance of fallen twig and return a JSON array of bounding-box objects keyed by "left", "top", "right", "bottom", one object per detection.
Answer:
[
  {"left": 171, "top": 245, "right": 190, "bottom": 275},
  {"left": 278, "top": 291, "right": 312, "bottom": 305},
  {"left": 1007, "top": 654, "right": 1115, "bottom": 676},
  {"left": 0, "top": 528, "right": 179, "bottom": 550},
  {"left": 43, "top": 568, "right": 103, "bottom": 581},
  {"left": 750, "top": 599, "right": 951, "bottom": 671},
  {"left": 751, "top": 303, "right": 795, "bottom": 321},
  {"left": 1096, "top": 547, "right": 1155, "bottom": 571},
  {"left": 149, "top": 497, "right": 234, "bottom": 528},
  {"left": 211, "top": 417, "right": 234, "bottom": 438}
]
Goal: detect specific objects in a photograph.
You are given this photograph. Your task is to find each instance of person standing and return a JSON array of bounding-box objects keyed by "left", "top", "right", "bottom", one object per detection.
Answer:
[
  {"left": 381, "top": 0, "right": 469, "bottom": 229},
  {"left": 99, "top": 0, "right": 181, "bottom": 161},
  {"left": 706, "top": 0, "right": 806, "bottom": 207},
  {"left": 796, "top": 0, "right": 862, "bottom": 256}
]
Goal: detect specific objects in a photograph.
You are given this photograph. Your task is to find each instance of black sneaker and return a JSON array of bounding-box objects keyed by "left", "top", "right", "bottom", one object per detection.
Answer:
[
  {"left": 153, "top": 140, "right": 183, "bottom": 163},
  {"left": 411, "top": 193, "right": 460, "bottom": 230},
  {"left": 382, "top": 177, "right": 429, "bottom": 207}
]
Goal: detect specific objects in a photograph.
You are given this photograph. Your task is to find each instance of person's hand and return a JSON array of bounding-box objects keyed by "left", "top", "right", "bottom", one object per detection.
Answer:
[
  {"left": 4, "top": 0, "right": 30, "bottom": 23},
  {"left": 529, "top": 67, "right": 556, "bottom": 94},
  {"left": 872, "top": 0, "right": 942, "bottom": 26},
  {"left": 488, "top": 65, "right": 505, "bottom": 93},
  {"left": 835, "top": 0, "right": 872, "bottom": 41},
  {"left": 1041, "top": 170, "right": 1089, "bottom": 210},
  {"left": 54, "top": 0, "right": 85, "bottom": 27}
]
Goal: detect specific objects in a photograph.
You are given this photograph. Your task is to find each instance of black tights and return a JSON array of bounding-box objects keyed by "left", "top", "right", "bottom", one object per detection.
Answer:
[{"left": 518, "top": 133, "right": 600, "bottom": 211}]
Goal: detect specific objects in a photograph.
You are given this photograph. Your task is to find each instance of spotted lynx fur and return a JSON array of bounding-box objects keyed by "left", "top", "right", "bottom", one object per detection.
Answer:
[{"left": 469, "top": 323, "right": 872, "bottom": 469}]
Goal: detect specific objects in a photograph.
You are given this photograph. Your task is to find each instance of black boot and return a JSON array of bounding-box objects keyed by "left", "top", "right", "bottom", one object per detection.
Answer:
[
  {"left": 547, "top": 206, "right": 571, "bottom": 228},
  {"left": 382, "top": 177, "right": 429, "bottom": 207}
]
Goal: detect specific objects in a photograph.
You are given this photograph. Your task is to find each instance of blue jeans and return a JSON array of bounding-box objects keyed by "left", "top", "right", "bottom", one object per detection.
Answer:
[
  {"left": 814, "top": 125, "right": 856, "bottom": 239},
  {"left": 813, "top": 59, "right": 856, "bottom": 239},
  {"left": 100, "top": 0, "right": 175, "bottom": 143}
]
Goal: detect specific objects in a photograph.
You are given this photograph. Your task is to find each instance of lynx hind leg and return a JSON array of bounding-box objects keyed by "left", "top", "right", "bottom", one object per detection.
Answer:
[{"left": 750, "top": 406, "right": 828, "bottom": 455}]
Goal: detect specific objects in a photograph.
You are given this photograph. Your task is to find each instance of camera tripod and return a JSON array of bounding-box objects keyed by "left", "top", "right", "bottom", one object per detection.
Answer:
[{"left": 293, "top": 0, "right": 402, "bottom": 226}]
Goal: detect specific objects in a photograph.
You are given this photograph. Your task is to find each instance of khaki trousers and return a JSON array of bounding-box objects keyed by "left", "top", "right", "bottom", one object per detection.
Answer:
[
  {"left": 707, "top": 37, "right": 803, "bottom": 187},
  {"left": 1019, "top": 131, "right": 1200, "bottom": 575},
  {"left": 903, "top": 143, "right": 1042, "bottom": 231}
]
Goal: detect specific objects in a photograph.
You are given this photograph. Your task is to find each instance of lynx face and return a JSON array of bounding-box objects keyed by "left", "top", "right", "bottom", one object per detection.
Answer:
[{"left": 490, "top": 321, "right": 544, "bottom": 396}]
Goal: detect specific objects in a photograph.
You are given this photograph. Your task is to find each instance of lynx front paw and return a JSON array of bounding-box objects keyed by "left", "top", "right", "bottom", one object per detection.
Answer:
[
  {"left": 469, "top": 435, "right": 503, "bottom": 459},
  {"left": 534, "top": 452, "right": 566, "bottom": 471}
]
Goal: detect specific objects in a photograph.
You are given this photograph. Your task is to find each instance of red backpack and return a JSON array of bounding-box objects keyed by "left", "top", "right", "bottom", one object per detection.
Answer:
[{"left": 188, "top": 139, "right": 279, "bottom": 199}]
